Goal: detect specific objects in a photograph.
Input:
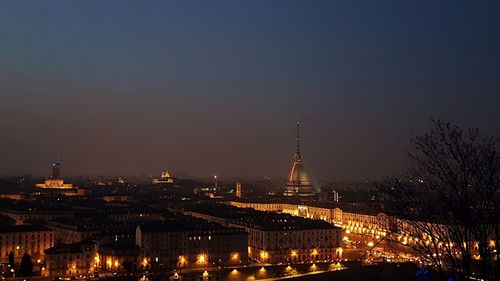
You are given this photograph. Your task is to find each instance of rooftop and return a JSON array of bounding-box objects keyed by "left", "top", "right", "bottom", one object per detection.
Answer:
[
  {"left": 98, "top": 242, "right": 139, "bottom": 255},
  {"left": 0, "top": 198, "right": 73, "bottom": 213},
  {"left": 186, "top": 203, "right": 338, "bottom": 231},
  {"left": 230, "top": 199, "right": 382, "bottom": 216},
  {"left": 45, "top": 241, "right": 94, "bottom": 255},
  {"left": 139, "top": 215, "right": 246, "bottom": 234},
  {"left": 0, "top": 225, "right": 51, "bottom": 233}
]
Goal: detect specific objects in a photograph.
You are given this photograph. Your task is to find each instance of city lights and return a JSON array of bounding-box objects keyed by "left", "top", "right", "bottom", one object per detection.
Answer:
[
  {"left": 260, "top": 251, "right": 269, "bottom": 260},
  {"left": 197, "top": 254, "right": 207, "bottom": 265},
  {"left": 2, "top": 2, "right": 496, "bottom": 281},
  {"left": 231, "top": 252, "right": 239, "bottom": 262},
  {"left": 179, "top": 255, "right": 186, "bottom": 264}
]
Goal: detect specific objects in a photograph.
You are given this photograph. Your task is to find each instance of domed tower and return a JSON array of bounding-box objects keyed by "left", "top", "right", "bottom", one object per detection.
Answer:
[
  {"left": 51, "top": 161, "right": 61, "bottom": 179},
  {"left": 284, "top": 122, "right": 314, "bottom": 196}
]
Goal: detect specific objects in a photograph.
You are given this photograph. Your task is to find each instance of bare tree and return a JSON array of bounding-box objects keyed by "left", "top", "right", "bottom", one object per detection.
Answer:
[{"left": 378, "top": 120, "right": 500, "bottom": 280}]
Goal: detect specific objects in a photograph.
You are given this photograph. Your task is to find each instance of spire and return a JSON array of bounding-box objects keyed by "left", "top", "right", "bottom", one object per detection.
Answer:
[{"left": 295, "top": 122, "right": 302, "bottom": 161}]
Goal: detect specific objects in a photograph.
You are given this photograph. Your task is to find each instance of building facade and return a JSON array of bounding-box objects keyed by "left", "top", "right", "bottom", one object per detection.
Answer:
[
  {"left": 236, "top": 218, "right": 342, "bottom": 264},
  {"left": 47, "top": 220, "right": 100, "bottom": 244},
  {"left": 0, "top": 225, "right": 54, "bottom": 264},
  {"left": 35, "top": 161, "right": 74, "bottom": 189},
  {"left": 230, "top": 201, "right": 343, "bottom": 226},
  {"left": 95, "top": 242, "right": 139, "bottom": 273},
  {"left": 185, "top": 204, "right": 343, "bottom": 264},
  {"left": 136, "top": 219, "right": 248, "bottom": 270},
  {"left": 230, "top": 200, "right": 390, "bottom": 239},
  {"left": 44, "top": 241, "right": 95, "bottom": 277}
]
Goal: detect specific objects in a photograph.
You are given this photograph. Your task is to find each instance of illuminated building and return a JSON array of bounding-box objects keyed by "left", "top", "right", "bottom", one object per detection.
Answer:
[
  {"left": 0, "top": 225, "right": 54, "bottom": 264},
  {"left": 230, "top": 201, "right": 343, "bottom": 225},
  {"left": 102, "top": 195, "right": 129, "bottom": 202},
  {"left": 135, "top": 218, "right": 248, "bottom": 270},
  {"left": 332, "top": 191, "right": 339, "bottom": 202},
  {"left": 95, "top": 242, "right": 139, "bottom": 273},
  {"left": 235, "top": 181, "right": 242, "bottom": 198},
  {"left": 341, "top": 207, "right": 391, "bottom": 236},
  {"left": 0, "top": 194, "right": 25, "bottom": 200},
  {"left": 234, "top": 214, "right": 341, "bottom": 263},
  {"left": 185, "top": 204, "right": 342, "bottom": 264},
  {"left": 44, "top": 241, "right": 95, "bottom": 276},
  {"left": 231, "top": 200, "right": 392, "bottom": 240},
  {"left": 284, "top": 122, "right": 314, "bottom": 196},
  {"left": 46, "top": 216, "right": 164, "bottom": 246},
  {"left": 35, "top": 161, "right": 74, "bottom": 189},
  {"left": 47, "top": 219, "right": 101, "bottom": 244},
  {"left": 62, "top": 189, "right": 86, "bottom": 197},
  {"left": 230, "top": 200, "right": 498, "bottom": 259},
  {"left": 152, "top": 170, "right": 174, "bottom": 184}
]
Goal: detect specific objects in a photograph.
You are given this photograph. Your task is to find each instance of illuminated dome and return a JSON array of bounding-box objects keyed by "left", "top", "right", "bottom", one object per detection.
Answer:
[
  {"left": 288, "top": 162, "right": 311, "bottom": 185},
  {"left": 284, "top": 122, "right": 314, "bottom": 196}
]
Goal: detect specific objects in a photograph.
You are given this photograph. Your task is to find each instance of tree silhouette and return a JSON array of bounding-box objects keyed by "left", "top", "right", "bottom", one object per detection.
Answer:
[
  {"left": 122, "top": 261, "right": 134, "bottom": 273},
  {"left": 378, "top": 120, "right": 500, "bottom": 280},
  {"left": 18, "top": 253, "right": 33, "bottom": 276},
  {"left": 8, "top": 251, "right": 15, "bottom": 268}
]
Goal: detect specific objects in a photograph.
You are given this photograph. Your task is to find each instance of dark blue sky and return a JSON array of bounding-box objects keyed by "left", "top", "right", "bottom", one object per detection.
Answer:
[{"left": 1, "top": 1, "right": 499, "bottom": 180}]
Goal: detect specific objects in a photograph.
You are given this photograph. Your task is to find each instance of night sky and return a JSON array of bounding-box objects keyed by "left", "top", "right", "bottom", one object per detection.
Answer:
[{"left": 1, "top": 1, "right": 499, "bottom": 180}]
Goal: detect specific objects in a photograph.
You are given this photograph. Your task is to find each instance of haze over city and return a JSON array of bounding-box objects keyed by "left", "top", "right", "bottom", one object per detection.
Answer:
[{"left": 1, "top": 1, "right": 499, "bottom": 180}]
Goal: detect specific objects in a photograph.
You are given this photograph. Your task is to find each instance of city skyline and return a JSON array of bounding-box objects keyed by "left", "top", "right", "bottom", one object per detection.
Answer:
[
  {"left": 1, "top": 1, "right": 499, "bottom": 180},
  {"left": 1, "top": 2, "right": 499, "bottom": 280}
]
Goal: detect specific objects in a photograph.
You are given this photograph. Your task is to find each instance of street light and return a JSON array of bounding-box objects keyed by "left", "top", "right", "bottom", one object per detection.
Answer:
[{"left": 197, "top": 254, "right": 207, "bottom": 265}]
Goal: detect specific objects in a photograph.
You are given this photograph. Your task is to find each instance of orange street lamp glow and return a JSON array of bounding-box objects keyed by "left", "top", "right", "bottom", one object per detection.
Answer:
[
  {"left": 179, "top": 256, "right": 186, "bottom": 264},
  {"left": 260, "top": 251, "right": 269, "bottom": 260},
  {"left": 310, "top": 263, "right": 317, "bottom": 271},
  {"left": 197, "top": 254, "right": 207, "bottom": 265}
]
